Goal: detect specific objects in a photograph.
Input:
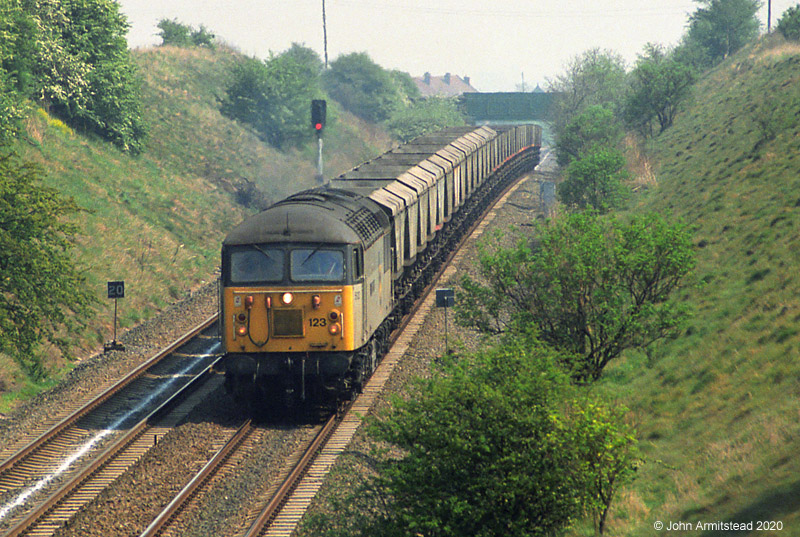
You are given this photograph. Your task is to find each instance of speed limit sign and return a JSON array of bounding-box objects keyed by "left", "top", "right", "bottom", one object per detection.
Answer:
[{"left": 107, "top": 281, "right": 125, "bottom": 299}]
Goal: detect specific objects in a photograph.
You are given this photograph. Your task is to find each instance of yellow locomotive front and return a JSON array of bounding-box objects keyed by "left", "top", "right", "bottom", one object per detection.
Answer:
[
  {"left": 223, "top": 245, "right": 357, "bottom": 353},
  {"left": 219, "top": 189, "right": 392, "bottom": 410}
]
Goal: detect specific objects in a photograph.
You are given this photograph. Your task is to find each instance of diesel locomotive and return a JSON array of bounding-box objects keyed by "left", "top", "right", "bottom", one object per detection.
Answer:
[{"left": 220, "top": 125, "right": 542, "bottom": 410}]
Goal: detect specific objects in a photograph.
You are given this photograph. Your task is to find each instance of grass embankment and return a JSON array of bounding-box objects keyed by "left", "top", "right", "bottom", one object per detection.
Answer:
[
  {"left": 602, "top": 36, "right": 800, "bottom": 535},
  {"left": 0, "top": 45, "right": 393, "bottom": 411}
]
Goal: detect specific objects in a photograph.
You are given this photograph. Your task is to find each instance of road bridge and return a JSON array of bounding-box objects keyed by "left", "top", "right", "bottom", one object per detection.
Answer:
[{"left": 459, "top": 92, "right": 557, "bottom": 124}]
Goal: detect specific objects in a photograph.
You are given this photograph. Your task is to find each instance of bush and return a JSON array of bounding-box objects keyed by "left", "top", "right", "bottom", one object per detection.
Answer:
[
  {"left": 0, "top": 0, "right": 147, "bottom": 152},
  {"left": 220, "top": 49, "right": 323, "bottom": 149},
  {"left": 0, "top": 148, "right": 94, "bottom": 379},
  {"left": 386, "top": 97, "right": 466, "bottom": 142},
  {"left": 157, "top": 19, "right": 216, "bottom": 49},
  {"left": 777, "top": 5, "right": 800, "bottom": 40},
  {"left": 558, "top": 148, "right": 629, "bottom": 212},
  {"left": 323, "top": 52, "right": 403, "bottom": 123}
]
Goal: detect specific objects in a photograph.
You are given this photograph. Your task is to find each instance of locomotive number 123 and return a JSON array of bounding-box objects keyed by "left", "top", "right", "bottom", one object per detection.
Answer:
[{"left": 309, "top": 318, "right": 327, "bottom": 327}]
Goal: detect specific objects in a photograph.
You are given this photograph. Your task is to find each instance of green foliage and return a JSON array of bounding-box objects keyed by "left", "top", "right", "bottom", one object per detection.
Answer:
[
  {"left": 281, "top": 43, "right": 324, "bottom": 80},
  {"left": 220, "top": 48, "right": 323, "bottom": 149},
  {"left": 0, "top": 71, "right": 28, "bottom": 143},
  {"left": 157, "top": 18, "right": 216, "bottom": 49},
  {"left": 548, "top": 48, "right": 627, "bottom": 135},
  {"left": 386, "top": 97, "right": 466, "bottom": 142},
  {"left": 457, "top": 212, "right": 695, "bottom": 381},
  {"left": 777, "top": 4, "right": 800, "bottom": 40},
  {"left": 624, "top": 44, "right": 696, "bottom": 137},
  {"left": 304, "top": 336, "right": 639, "bottom": 537},
  {"left": 686, "top": 0, "right": 761, "bottom": 66},
  {"left": 558, "top": 148, "right": 629, "bottom": 212},
  {"left": 565, "top": 400, "right": 640, "bottom": 535},
  {"left": 0, "top": 0, "right": 37, "bottom": 95},
  {"left": 389, "top": 69, "right": 422, "bottom": 102},
  {"left": 0, "top": 0, "right": 147, "bottom": 152},
  {"left": 323, "top": 52, "right": 403, "bottom": 123},
  {"left": 555, "top": 104, "right": 622, "bottom": 166},
  {"left": 157, "top": 18, "right": 192, "bottom": 47},
  {"left": 0, "top": 148, "right": 94, "bottom": 379}
]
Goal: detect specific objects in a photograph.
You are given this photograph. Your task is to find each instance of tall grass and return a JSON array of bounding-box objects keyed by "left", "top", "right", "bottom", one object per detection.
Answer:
[{"left": 0, "top": 45, "right": 393, "bottom": 405}]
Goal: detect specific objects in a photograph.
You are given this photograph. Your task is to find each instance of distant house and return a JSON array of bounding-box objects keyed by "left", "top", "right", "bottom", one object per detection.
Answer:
[{"left": 413, "top": 72, "right": 478, "bottom": 97}]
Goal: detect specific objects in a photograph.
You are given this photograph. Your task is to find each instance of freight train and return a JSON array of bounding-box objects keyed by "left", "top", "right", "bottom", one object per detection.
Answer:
[{"left": 219, "top": 125, "right": 542, "bottom": 411}]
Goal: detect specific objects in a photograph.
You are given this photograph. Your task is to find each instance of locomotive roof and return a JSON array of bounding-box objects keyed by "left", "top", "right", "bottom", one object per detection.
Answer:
[{"left": 223, "top": 188, "right": 390, "bottom": 248}]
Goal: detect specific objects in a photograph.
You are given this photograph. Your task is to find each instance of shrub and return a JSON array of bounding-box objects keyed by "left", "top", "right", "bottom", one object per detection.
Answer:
[{"left": 777, "top": 5, "right": 800, "bottom": 41}]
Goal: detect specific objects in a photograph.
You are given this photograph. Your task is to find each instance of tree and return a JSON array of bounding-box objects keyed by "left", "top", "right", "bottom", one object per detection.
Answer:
[
  {"left": 547, "top": 48, "right": 627, "bottom": 136},
  {"left": 303, "top": 336, "right": 639, "bottom": 537},
  {"left": 386, "top": 97, "right": 466, "bottom": 142},
  {"left": 0, "top": 71, "right": 28, "bottom": 143},
  {"left": 565, "top": 400, "right": 640, "bottom": 535},
  {"left": 0, "top": 148, "right": 94, "bottom": 379},
  {"left": 555, "top": 104, "right": 622, "bottom": 167},
  {"left": 457, "top": 212, "right": 695, "bottom": 381},
  {"left": 686, "top": 0, "right": 761, "bottom": 66},
  {"left": 157, "top": 18, "right": 217, "bottom": 49},
  {"left": 777, "top": 4, "right": 800, "bottom": 40},
  {"left": 2, "top": 0, "right": 148, "bottom": 153},
  {"left": 558, "top": 148, "right": 629, "bottom": 213},
  {"left": 281, "top": 43, "right": 324, "bottom": 80},
  {"left": 624, "top": 44, "right": 696, "bottom": 137},
  {"left": 389, "top": 69, "right": 422, "bottom": 103},
  {"left": 220, "top": 49, "right": 322, "bottom": 149},
  {"left": 322, "top": 52, "right": 403, "bottom": 123},
  {"left": 307, "top": 339, "right": 588, "bottom": 537},
  {"left": 156, "top": 18, "right": 192, "bottom": 47}
]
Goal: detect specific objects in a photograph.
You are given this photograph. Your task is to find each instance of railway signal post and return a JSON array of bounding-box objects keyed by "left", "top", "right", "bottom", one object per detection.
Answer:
[
  {"left": 312, "top": 99, "right": 326, "bottom": 183},
  {"left": 436, "top": 288, "right": 455, "bottom": 356}
]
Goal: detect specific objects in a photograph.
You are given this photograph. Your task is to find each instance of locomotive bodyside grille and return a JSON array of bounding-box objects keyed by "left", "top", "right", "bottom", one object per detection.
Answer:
[{"left": 273, "top": 309, "right": 304, "bottom": 337}]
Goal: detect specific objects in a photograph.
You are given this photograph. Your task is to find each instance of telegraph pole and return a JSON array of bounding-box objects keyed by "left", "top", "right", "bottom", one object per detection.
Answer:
[
  {"left": 322, "top": 0, "right": 328, "bottom": 68},
  {"left": 768, "top": 0, "right": 772, "bottom": 32}
]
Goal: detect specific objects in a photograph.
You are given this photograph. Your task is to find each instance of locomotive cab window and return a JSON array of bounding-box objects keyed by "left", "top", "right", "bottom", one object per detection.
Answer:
[
  {"left": 291, "top": 248, "right": 345, "bottom": 282},
  {"left": 229, "top": 247, "right": 284, "bottom": 284},
  {"left": 352, "top": 247, "right": 363, "bottom": 280}
]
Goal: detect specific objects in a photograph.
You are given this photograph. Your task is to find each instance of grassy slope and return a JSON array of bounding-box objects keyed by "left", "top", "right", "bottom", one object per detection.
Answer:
[
  {"left": 0, "top": 45, "right": 392, "bottom": 409},
  {"left": 601, "top": 36, "right": 800, "bottom": 535}
]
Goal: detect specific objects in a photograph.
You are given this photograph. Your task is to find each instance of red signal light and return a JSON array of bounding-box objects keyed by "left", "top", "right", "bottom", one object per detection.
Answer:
[{"left": 315, "top": 123, "right": 323, "bottom": 131}]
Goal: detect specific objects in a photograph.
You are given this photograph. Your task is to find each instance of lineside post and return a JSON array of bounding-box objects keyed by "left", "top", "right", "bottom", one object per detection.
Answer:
[
  {"left": 435, "top": 288, "right": 455, "bottom": 355},
  {"left": 312, "top": 99, "right": 326, "bottom": 183},
  {"left": 105, "top": 280, "right": 125, "bottom": 352}
]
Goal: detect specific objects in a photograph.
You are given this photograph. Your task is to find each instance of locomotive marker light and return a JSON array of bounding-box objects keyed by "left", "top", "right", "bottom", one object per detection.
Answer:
[
  {"left": 435, "top": 288, "right": 455, "bottom": 356},
  {"left": 105, "top": 280, "right": 125, "bottom": 352},
  {"left": 311, "top": 99, "right": 326, "bottom": 183}
]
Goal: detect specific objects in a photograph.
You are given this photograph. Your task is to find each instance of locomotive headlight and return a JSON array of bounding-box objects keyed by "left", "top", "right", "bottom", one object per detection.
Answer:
[
  {"left": 328, "top": 323, "right": 340, "bottom": 335},
  {"left": 281, "top": 292, "right": 294, "bottom": 305},
  {"left": 236, "top": 325, "right": 248, "bottom": 336},
  {"left": 329, "top": 309, "right": 340, "bottom": 321},
  {"left": 237, "top": 313, "right": 247, "bottom": 323}
]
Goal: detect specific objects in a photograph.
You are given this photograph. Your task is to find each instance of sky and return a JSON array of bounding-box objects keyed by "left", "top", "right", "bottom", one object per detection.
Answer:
[{"left": 117, "top": 0, "right": 796, "bottom": 92}]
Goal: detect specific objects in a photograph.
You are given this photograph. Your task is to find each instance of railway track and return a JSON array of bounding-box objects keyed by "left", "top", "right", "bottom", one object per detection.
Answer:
[
  {"left": 241, "top": 161, "right": 541, "bottom": 537},
  {"left": 136, "top": 159, "right": 543, "bottom": 537},
  {"left": 0, "top": 316, "right": 221, "bottom": 536},
  {"left": 0, "top": 144, "right": 544, "bottom": 537}
]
